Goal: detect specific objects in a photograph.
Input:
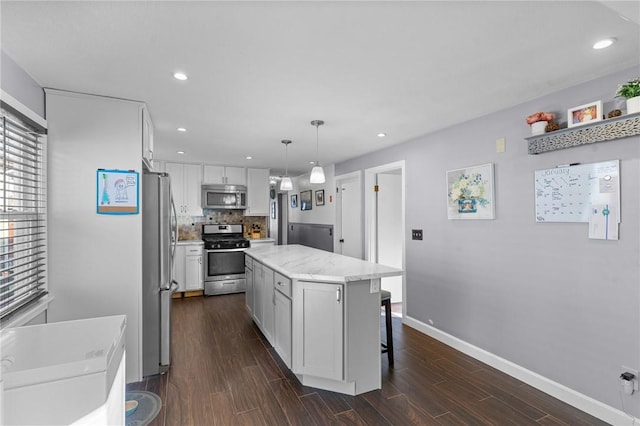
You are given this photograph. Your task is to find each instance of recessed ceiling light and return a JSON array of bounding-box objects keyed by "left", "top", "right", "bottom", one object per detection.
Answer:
[
  {"left": 246, "top": 156, "right": 252, "bottom": 160},
  {"left": 593, "top": 38, "right": 616, "bottom": 50},
  {"left": 177, "top": 151, "right": 185, "bottom": 155},
  {"left": 309, "top": 161, "right": 316, "bottom": 165},
  {"left": 173, "top": 72, "right": 188, "bottom": 81},
  {"left": 177, "top": 127, "right": 187, "bottom": 132},
  {"left": 377, "top": 133, "right": 387, "bottom": 138}
]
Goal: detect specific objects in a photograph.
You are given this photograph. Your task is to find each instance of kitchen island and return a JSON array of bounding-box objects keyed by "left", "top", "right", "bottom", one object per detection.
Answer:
[{"left": 244, "top": 244, "right": 403, "bottom": 395}]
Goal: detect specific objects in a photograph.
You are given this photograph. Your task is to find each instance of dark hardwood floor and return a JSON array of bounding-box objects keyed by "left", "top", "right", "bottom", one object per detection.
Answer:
[{"left": 127, "top": 293, "right": 608, "bottom": 425}]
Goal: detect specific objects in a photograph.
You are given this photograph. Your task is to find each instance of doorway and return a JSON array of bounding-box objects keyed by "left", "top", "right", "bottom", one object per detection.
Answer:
[
  {"left": 335, "top": 171, "right": 362, "bottom": 259},
  {"left": 276, "top": 192, "right": 288, "bottom": 245},
  {"left": 365, "top": 161, "right": 405, "bottom": 317}
]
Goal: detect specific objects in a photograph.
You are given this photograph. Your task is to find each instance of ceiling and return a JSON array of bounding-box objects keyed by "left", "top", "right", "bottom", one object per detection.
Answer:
[{"left": 2, "top": 1, "right": 639, "bottom": 177}]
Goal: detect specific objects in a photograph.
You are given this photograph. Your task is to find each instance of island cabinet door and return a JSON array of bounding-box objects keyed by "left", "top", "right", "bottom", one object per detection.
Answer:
[
  {"left": 245, "top": 261, "right": 254, "bottom": 314},
  {"left": 298, "top": 281, "right": 344, "bottom": 381},
  {"left": 253, "top": 262, "right": 264, "bottom": 327},
  {"left": 274, "top": 289, "right": 292, "bottom": 368},
  {"left": 262, "top": 266, "right": 275, "bottom": 345}
]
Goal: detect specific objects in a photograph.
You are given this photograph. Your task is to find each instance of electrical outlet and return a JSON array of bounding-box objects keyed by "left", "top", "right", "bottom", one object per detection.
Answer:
[
  {"left": 412, "top": 229, "right": 423, "bottom": 240},
  {"left": 621, "top": 366, "right": 639, "bottom": 393},
  {"left": 370, "top": 279, "right": 380, "bottom": 294}
]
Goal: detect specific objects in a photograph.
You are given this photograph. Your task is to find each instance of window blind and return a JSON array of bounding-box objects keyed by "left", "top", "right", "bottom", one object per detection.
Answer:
[{"left": 0, "top": 108, "right": 47, "bottom": 321}]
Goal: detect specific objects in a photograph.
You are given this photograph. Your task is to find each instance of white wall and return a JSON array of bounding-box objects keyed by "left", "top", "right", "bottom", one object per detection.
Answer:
[
  {"left": 46, "top": 90, "right": 143, "bottom": 383},
  {"left": 287, "top": 164, "right": 336, "bottom": 225},
  {"left": 1, "top": 50, "right": 45, "bottom": 118},
  {"left": 336, "top": 67, "right": 640, "bottom": 421}
]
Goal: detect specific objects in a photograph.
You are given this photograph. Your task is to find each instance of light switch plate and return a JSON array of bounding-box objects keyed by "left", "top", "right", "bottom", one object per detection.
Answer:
[{"left": 496, "top": 137, "right": 506, "bottom": 153}]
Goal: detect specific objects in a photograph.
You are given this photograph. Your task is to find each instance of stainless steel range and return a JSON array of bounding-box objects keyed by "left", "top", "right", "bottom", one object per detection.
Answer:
[{"left": 202, "top": 224, "right": 250, "bottom": 296}]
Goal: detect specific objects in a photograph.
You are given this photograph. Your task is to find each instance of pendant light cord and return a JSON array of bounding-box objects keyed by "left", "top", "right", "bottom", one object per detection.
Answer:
[
  {"left": 311, "top": 120, "right": 324, "bottom": 166},
  {"left": 282, "top": 139, "right": 291, "bottom": 178},
  {"left": 315, "top": 124, "right": 319, "bottom": 166}
]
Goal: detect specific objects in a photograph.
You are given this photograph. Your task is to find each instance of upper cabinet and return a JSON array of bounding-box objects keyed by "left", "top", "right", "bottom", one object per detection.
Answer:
[
  {"left": 165, "top": 162, "right": 202, "bottom": 216},
  {"left": 141, "top": 106, "right": 154, "bottom": 170},
  {"left": 203, "top": 165, "right": 246, "bottom": 186},
  {"left": 245, "top": 168, "right": 269, "bottom": 216}
]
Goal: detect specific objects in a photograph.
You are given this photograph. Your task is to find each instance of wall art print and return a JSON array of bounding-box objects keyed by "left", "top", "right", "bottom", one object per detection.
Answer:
[{"left": 447, "top": 163, "right": 495, "bottom": 220}]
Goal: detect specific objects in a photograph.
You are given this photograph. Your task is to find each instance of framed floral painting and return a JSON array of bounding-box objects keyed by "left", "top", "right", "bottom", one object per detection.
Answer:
[{"left": 447, "top": 163, "right": 495, "bottom": 219}]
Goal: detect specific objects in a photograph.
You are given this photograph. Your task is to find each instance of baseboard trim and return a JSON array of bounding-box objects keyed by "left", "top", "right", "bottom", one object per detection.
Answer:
[{"left": 403, "top": 315, "right": 638, "bottom": 426}]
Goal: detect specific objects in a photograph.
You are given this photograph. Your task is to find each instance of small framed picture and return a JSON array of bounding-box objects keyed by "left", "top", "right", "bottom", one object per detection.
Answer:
[
  {"left": 300, "top": 190, "right": 312, "bottom": 211},
  {"left": 315, "top": 189, "right": 325, "bottom": 206},
  {"left": 290, "top": 194, "right": 297, "bottom": 208},
  {"left": 567, "top": 100, "right": 603, "bottom": 128}
]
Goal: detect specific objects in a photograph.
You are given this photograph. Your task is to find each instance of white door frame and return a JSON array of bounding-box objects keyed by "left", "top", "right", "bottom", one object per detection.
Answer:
[
  {"left": 364, "top": 161, "right": 406, "bottom": 315},
  {"left": 335, "top": 171, "right": 362, "bottom": 257}
]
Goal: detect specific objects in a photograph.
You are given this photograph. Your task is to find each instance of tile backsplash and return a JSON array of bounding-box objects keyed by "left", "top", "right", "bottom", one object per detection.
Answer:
[{"left": 176, "top": 210, "right": 267, "bottom": 240}]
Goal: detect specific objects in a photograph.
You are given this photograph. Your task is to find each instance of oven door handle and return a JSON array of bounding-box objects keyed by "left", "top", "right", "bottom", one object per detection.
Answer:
[{"left": 206, "top": 248, "right": 247, "bottom": 253}]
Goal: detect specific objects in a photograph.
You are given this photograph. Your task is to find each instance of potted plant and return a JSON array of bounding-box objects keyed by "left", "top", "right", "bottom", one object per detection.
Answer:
[
  {"left": 615, "top": 77, "right": 640, "bottom": 114},
  {"left": 525, "top": 111, "right": 556, "bottom": 135}
]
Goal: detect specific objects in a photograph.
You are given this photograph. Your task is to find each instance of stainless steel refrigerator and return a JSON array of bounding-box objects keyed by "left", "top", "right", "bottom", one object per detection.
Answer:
[{"left": 142, "top": 171, "right": 178, "bottom": 377}]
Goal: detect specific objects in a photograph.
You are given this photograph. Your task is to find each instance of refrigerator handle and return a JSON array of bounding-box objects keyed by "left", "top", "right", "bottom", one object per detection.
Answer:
[{"left": 170, "top": 196, "right": 178, "bottom": 261}]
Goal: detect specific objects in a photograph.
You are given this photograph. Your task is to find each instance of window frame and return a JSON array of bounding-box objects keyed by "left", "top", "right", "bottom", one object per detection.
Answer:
[{"left": 0, "top": 103, "right": 48, "bottom": 323}]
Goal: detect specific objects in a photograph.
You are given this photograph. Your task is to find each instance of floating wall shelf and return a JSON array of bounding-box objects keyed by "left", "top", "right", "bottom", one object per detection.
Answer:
[{"left": 525, "top": 112, "right": 640, "bottom": 154}]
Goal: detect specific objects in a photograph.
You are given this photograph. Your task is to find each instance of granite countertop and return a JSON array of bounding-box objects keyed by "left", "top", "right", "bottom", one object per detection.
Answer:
[
  {"left": 176, "top": 240, "right": 204, "bottom": 245},
  {"left": 245, "top": 244, "right": 402, "bottom": 284}
]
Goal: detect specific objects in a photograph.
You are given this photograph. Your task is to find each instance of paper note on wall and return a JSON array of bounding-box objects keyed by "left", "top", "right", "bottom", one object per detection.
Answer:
[{"left": 588, "top": 204, "right": 618, "bottom": 240}]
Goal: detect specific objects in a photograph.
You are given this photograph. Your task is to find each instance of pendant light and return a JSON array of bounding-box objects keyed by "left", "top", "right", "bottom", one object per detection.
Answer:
[
  {"left": 280, "top": 140, "right": 293, "bottom": 191},
  {"left": 310, "top": 120, "right": 326, "bottom": 184}
]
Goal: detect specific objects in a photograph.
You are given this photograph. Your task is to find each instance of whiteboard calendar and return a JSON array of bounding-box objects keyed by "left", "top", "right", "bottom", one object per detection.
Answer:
[{"left": 534, "top": 160, "right": 620, "bottom": 223}]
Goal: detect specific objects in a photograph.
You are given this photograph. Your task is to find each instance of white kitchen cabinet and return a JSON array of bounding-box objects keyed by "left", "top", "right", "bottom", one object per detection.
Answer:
[
  {"left": 185, "top": 246, "right": 203, "bottom": 291},
  {"left": 262, "top": 264, "right": 275, "bottom": 344},
  {"left": 174, "top": 242, "right": 204, "bottom": 292},
  {"left": 274, "top": 272, "right": 292, "bottom": 368},
  {"left": 299, "top": 281, "right": 344, "bottom": 381},
  {"left": 173, "top": 245, "right": 186, "bottom": 292},
  {"left": 245, "top": 168, "right": 269, "bottom": 216},
  {"left": 203, "top": 165, "right": 246, "bottom": 186},
  {"left": 165, "top": 162, "right": 202, "bottom": 216},
  {"left": 250, "top": 259, "right": 276, "bottom": 346},
  {"left": 274, "top": 291, "right": 292, "bottom": 367},
  {"left": 253, "top": 262, "right": 264, "bottom": 329},
  {"left": 245, "top": 256, "right": 254, "bottom": 314},
  {"left": 142, "top": 106, "right": 154, "bottom": 170}
]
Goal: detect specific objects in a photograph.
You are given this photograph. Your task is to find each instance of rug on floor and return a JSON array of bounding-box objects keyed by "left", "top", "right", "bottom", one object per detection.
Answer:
[{"left": 125, "top": 390, "right": 161, "bottom": 426}]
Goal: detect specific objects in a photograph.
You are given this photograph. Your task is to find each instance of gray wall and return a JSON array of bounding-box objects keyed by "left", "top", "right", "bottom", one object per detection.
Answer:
[
  {"left": 1, "top": 50, "right": 45, "bottom": 118},
  {"left": 336, "top": 67, "right": 640, "bottom": 416}
]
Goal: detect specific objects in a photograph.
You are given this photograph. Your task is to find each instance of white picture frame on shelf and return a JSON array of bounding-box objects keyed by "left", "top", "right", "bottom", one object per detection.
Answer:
[
  {"left": 567, "top": 100, "right": 603, "bottom": 128},
  {"left": 446, "top": 163, "right": 495, "bottom": 220}
]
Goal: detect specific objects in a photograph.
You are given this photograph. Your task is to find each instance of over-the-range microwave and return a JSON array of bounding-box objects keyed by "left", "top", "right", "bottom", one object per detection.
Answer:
[{"left": 201, "top": 184, "right": 247, "bottom": 209}]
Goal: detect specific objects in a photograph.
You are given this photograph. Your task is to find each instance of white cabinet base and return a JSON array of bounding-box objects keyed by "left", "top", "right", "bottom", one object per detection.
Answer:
[
  {"left": 292, "top": 279, "right": 381, "bottom": 396},
  {"left": 296, "top": 373, "right": 356, "bottom": 396}
]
